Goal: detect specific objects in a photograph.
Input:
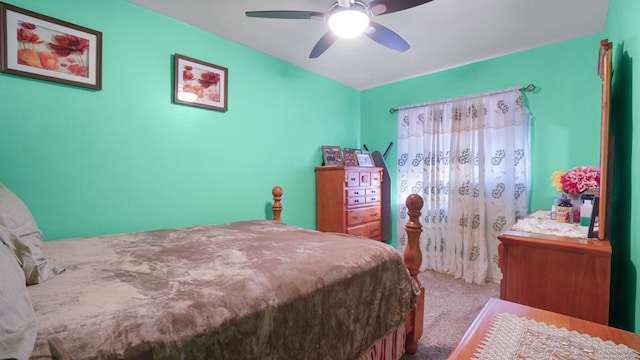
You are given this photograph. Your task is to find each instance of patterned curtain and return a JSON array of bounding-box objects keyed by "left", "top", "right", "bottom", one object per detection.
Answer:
[{"left": 396, "top": 89, "right": 530, "bottom": 284}]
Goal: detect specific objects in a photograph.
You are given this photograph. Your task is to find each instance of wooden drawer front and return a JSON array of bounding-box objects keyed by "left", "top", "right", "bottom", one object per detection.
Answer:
[
  {"left": 371, "top": 172, "right": 381, "bottom": 186},
  {"left": 347, "top": 196, "right": 367, "bottom": 206},
  {"left": 366, "top": 188, "right": 379, "bottom": 196},
  {"left": 346, "top": 171, "right": 380, "bottom": 187},
  {"left": 347, "top": 207, "right": 381, "bottom": 226},
  {"left": 346, "top": 171, "right": 360, "bottom": 187},
  {"left": 359, "top": 173, "right": 371, "bottom": 187},
  {"left": 347, "top": 222, "right": 381, "bottom": 240},
  {"left": 366, "top": 194, "right": 380, "bottom": 203},
  {"left": 347, "top": 189, "right": 366, "bottom": 197}
]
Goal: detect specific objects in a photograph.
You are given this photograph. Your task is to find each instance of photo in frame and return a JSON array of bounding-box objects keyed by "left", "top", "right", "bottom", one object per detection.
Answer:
[
  {"left": 0, "top": 2, "right": 102, "bottom": 90},
  {"left": 174, "top": 53, "right": 228, "bottom": 111},
  {"left": 343, "top": 148, "right": 361, "bottom": 166},
  {"left": 321, "top": 145, "right": 343, "bottom": 166},
  {"left": 356, "top": 151, "right": 374, "bottom": 167}
]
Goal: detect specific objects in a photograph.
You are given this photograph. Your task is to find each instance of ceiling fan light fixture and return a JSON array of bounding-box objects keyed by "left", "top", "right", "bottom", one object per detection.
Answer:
[{"left": 328, "top": 8, "right": 370, "bottom": 38}]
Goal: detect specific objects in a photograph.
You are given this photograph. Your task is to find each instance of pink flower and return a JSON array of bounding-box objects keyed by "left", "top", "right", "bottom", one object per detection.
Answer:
[
  {"left": 67, "top": 63, "right": 88, "bottom": 77},
  {"left": 559, "top": 166, "right": 600, "bottom": 195},
  {"left": 17, "top": 28, "right": 43, "bottom": 44},
  {"left": 48, "top": 34, "right": 89, "bottom": 57},
  {"left": 183, "top": 67, "right": 195, "bottom": 81},
  {"left": 198, "top": 72, "right": 220, "bottom": 89}
]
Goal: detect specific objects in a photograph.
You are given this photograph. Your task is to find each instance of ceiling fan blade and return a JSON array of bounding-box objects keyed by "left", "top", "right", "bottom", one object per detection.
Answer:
[
  {"left": 309, "top": 31, "right": 338, "bottom": 58},
  {"left": 364, "top": 21, "right": 410, "bottom": 52},
  {"left": 245, "top": 10, "right": 324, "bottom": 20},
  {"left": 368, "top": 0, "right": 432, "bottom": 16}
]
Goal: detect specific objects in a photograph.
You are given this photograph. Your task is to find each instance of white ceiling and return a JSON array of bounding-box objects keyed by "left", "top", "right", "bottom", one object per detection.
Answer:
[{"left": 129, "top": 0, "right": 610, "bottom": 90}]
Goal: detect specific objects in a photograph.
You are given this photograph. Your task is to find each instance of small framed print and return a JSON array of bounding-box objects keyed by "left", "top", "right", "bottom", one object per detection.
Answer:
[
  {"left": 321, "top": 145, "right": 343, "bottom": 166},
  {"left": 174, "top": 53, "right": 228, "bottom": 111},
  {"left": 357, "top": 151, "right": 374, "bottom": 167},
  {"left": 343, "top": 148, "right": 361, "bottom": 166}
]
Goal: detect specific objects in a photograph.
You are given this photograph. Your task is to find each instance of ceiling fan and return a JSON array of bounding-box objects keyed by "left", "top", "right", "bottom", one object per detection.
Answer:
[{"left": 246, "top": 0, "right": 433, "bottom": 58}]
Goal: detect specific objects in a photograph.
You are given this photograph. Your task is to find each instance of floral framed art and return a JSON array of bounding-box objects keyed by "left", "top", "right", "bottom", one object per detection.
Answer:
[
  {"left": 174, "top": 53, "right": 228, "bottom": 112},
  {"left": 0, "top": 2, "right": 102, "bottom": 90}
]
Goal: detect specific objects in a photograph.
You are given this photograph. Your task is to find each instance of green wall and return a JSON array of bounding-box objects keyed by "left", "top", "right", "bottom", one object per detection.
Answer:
[
  {"left": 0, "top": 0, "right": 360, "bottom": 240},
  {"left": 603, "top": 0, "right": 640, "bottom": 333},
  {"left": 360, "top": 0, "right": 640, "bottom": 331},
  {"left": 361, "top": 34, "right": 603, "bottom": 248},
  {"left": 2, "top": 0, "right": 638, "bottom": 333}
]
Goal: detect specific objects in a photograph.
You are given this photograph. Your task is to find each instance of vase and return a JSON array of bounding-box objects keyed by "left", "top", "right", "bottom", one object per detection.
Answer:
[{"left": 568, "top": 194, "right": 582, "bottom": 224}]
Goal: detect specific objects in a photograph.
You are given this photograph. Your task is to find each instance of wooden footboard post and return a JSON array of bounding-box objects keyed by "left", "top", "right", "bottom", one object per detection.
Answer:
[
  {"left": 404, "top": 194, "right": 424, "bottom": 354},
  {"left": 272, "top": 186, "right": 283, "bottom": 222}
]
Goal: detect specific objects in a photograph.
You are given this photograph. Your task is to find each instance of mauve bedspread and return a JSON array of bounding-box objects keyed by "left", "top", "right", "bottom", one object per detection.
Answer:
[{"left": 27, "top": 220, "right": 415, "bottom": 360}]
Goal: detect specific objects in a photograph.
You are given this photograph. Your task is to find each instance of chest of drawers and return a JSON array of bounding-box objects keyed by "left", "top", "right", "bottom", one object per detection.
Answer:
[
  {"left": 497, "top": 211, "right": 611, "bottom": 325},
  {"left": 315, "top": 166, "right": 383, "bottom": 240}
]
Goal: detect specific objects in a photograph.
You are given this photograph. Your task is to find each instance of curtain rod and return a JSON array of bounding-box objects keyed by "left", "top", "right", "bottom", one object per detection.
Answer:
[{"left": 388, "top": 84, "right": 537, "bottom": 114}]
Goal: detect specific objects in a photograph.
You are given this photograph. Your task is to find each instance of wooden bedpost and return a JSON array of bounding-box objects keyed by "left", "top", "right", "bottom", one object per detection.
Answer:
[
  {"left": 272, "top": 186, "right": 283, "bottom": 222},
  {"left": 404, "top": 193, "right": 424, "bottom": 354}
]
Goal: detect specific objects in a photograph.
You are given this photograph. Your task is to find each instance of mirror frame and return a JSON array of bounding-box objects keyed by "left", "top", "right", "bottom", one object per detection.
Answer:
[{"left": 597, "top": 39, "right": 613, "bottom": 240}]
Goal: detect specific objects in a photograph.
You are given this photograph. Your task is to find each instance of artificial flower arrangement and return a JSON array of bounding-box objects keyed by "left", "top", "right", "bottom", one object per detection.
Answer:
[{"left": 551, "top": 166, "right": 601, "bottom": 195}]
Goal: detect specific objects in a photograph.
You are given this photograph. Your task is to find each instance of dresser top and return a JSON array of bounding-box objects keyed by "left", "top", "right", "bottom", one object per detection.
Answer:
[
  {"left": 499, "top": 210, "right": 611, "bottom": 253},
  {"left": 315, "top": 165, "right": 383, "bottom": 172}
]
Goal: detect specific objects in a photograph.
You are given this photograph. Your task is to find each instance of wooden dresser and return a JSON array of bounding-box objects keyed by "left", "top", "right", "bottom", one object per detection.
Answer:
[
  {"left": 497, "top": 211, "right": 612, "bottom": 325},
  {"left": 315, "top": 166, "right": 383, "bottom": 240},
  {"left": 449, "top": 298, "right": 640, "bottom": 359}
]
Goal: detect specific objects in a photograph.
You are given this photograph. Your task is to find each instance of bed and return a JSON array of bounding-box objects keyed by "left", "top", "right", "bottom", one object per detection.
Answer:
[{"left": 0, "top": 184, "right": 425, "bottom": 360}]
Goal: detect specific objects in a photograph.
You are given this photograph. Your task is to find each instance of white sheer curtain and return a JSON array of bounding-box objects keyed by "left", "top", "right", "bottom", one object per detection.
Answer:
[{"left": 396, "top": 88, "right": 530, "bottom": 284}]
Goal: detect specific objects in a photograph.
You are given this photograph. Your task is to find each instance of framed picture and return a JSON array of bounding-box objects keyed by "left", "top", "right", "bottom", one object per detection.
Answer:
[
  {"left": 174, "top": 53, "right": 228, "bottom": 111},
  {"left": 588, "top": 196, "right": 599, "bottom": 238},
  {"left": 357, "top": 151, "right": 374, "bottom": 167},
  {"left": 321, "top": 145, "right": 343, "bottom": 166},
  {"left": 343, "top": 148, "right": 361, "bottom": 166},
  {"left": 0, "top": 2, "right": 102, "bottom": 90}
]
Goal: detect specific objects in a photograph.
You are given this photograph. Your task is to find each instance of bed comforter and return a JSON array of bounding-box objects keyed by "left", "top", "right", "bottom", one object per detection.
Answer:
[{"left": 27, "top": 220, "right": 416, "bottom": 360}]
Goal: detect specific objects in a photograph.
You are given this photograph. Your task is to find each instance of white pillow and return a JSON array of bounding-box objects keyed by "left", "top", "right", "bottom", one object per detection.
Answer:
[
  {"left": 0, "top": 183, "right": 62, "bottom": 285},
  {"left": 0, "top": 240, "right": 37, "bottom": 359}
]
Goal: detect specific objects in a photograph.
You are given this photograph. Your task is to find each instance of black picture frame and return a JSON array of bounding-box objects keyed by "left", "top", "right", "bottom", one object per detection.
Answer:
[{"left": 588, "top": 196, "right": 599, "bottom": 238}]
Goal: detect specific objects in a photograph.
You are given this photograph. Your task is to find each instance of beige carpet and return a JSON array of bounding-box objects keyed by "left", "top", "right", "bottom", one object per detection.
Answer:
[{"left": 401, "top": 270, "right": 500, "bottom": 360}]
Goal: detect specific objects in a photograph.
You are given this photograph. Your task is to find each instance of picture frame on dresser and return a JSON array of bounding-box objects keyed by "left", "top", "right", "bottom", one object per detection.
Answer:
[
  {"left": 321, "top": 145, "right": 343, "bottom": 166},
  {"left": 343, "top": 148, "right": 361, "bottom": 166},
  {"left": 588, "top": 196, "right": 599, "bottom": 238},
  {"left": 357, "top": 151, "right": 374, "bottom": 167}
]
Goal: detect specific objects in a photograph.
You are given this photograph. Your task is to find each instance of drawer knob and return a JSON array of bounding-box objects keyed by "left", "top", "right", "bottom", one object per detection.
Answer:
[
  {"left": 353, "top": 215, "right": 362, "bottom": 219},
  {"left": 371, "top": 212, "right": 378, "bottom": 216}
]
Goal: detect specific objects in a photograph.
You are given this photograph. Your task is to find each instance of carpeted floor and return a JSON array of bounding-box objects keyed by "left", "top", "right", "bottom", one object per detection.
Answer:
[{"left": 400, "top": 270, "right": 500, "bottom": 360}]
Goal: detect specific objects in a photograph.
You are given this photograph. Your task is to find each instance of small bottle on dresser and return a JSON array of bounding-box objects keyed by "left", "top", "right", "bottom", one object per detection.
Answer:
[
  {"left": 557, "top": 198, "right": 573, "bottom": 223},
  {"left": 550, "top": 205, "right": 557, "bottom": 220},
  {"left": 580, "top": 199, "right": 593, "bottom": 226}
]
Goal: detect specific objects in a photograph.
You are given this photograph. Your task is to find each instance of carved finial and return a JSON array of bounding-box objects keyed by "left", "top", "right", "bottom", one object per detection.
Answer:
[
  {"left": 272, "top": 186, "right": 283, "bottom": 222},
  {"left": 404, "top": 193, "right": 423, "bottom": 280},
  {"left": 406, "top": 193, "right": 424, "bottom": 212}
]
